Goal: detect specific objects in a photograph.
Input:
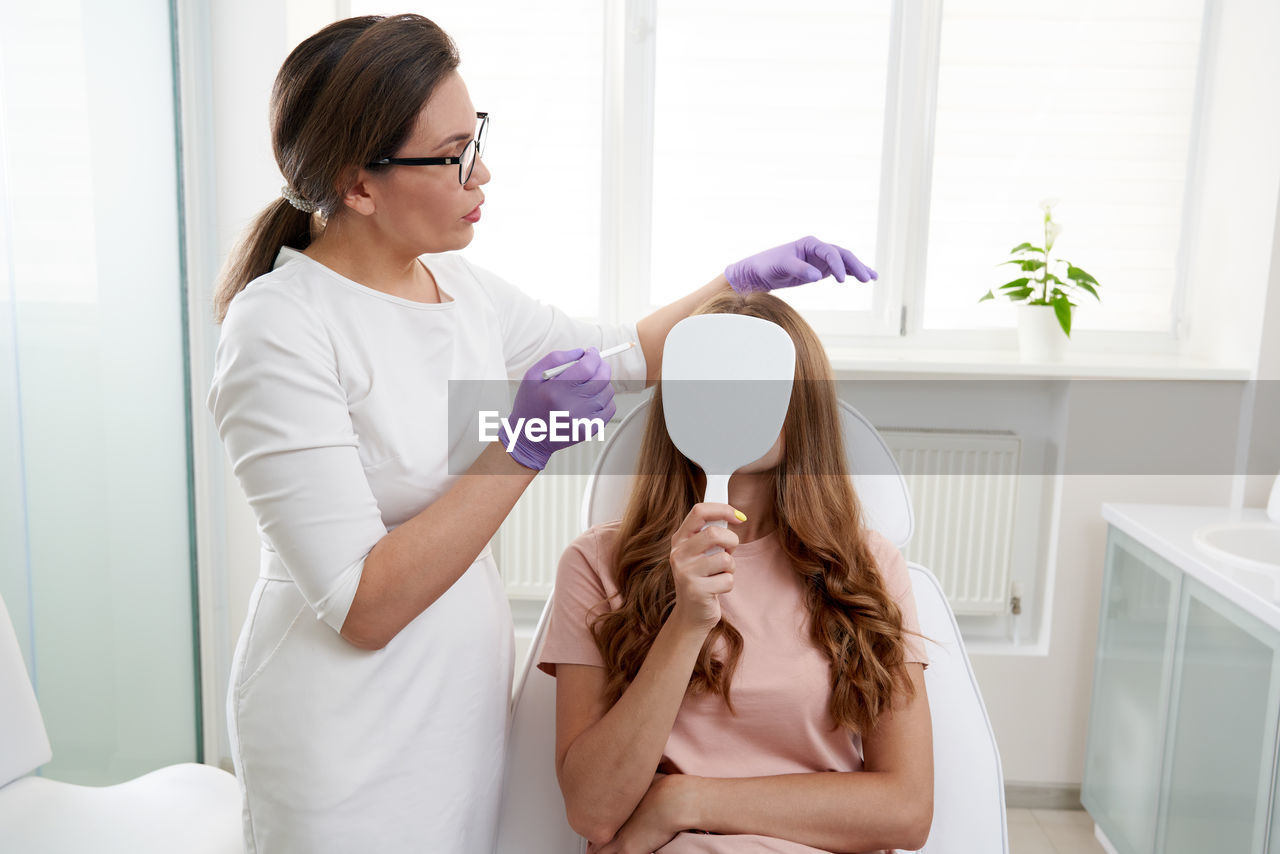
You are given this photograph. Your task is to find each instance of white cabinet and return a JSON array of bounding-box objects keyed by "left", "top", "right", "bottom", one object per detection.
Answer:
[{"left": 1084, "top": 523, "right": 1280, "bottom": 853}]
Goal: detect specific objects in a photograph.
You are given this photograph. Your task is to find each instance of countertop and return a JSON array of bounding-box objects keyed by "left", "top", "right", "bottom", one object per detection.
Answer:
[{"left": 1102, "top": 503, "right": 1280, "bottom": 630}]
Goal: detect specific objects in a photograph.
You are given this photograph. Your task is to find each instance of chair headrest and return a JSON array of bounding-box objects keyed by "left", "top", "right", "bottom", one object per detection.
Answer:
[{"left": 582, "top": 397, "right": 913, "bottom": 548}]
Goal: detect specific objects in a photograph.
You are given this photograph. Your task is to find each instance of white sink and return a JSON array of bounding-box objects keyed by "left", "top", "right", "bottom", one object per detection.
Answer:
[{"left": 1193, "top": 522, "right": 1280, "bottom": 600}]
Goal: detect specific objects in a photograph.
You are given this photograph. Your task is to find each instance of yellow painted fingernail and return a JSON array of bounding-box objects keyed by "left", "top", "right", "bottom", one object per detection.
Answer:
[{"left": 734, "top": 510, "right": 747, "bottom": 522}]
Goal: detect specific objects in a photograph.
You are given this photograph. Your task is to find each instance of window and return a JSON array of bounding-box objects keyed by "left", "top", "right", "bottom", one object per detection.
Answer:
[
  {"left": 923, "top": 0, "right": 1207, "bottom": 333},
  {"left": 374, "top": 1, "right": 1209, "bottom": 347},
  {"left": 350, "top": 2, "right": 606, "bottom": 318},
  {"left": 650, "top": 1, "right": 890, "bottom": 323}
]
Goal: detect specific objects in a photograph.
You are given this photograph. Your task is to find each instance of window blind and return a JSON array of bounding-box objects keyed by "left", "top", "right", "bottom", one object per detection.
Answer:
[
  {"left": 649, "top": 0, "right": 891, "bottom": 314},
  {"left": 922, "top": 0, "right": 1206, "bottom": 332}
]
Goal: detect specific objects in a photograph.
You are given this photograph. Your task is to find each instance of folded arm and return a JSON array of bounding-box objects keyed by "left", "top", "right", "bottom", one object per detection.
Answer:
[
  {"left": 603, "top": 663, "right": 933, "bottom": 854},
  {"left": 554, "top": 627, "right": 707, "bottom": 844},
  {"left": 554, "top": 506, "right": 744, "bottom": 844}
]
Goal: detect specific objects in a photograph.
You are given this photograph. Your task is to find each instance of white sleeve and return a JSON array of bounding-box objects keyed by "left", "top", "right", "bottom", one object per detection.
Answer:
[
  {"left": 207, "top": 285, "right": 388, "bottom": 633},
  {"left": 459, "top": 258, "right": 649, "bottom": 392}
]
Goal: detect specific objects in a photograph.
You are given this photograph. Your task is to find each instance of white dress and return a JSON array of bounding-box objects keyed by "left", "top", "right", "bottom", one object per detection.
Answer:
[{"left": 207, "top": 247, "right": 646, "bottom": 854}]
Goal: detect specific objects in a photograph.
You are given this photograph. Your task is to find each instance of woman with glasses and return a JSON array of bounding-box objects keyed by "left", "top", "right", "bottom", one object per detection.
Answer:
[{"left": 207, "top": 14, "right": 876, "bottom": 854}]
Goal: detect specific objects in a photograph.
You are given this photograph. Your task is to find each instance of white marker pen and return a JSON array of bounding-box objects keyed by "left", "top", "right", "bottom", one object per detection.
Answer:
[{"left": 541, "top": 341, "right": 636, "bottom": 379}]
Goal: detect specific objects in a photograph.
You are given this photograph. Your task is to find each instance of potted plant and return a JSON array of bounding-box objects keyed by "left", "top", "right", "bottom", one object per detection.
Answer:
[{"left": 980, "top": 200, "right": 1101, "bottom": 360}]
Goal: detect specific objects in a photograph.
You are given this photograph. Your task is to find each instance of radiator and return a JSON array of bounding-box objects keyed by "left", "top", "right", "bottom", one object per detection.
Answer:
[
  {"left": 495, "top": 445, "right": 595, "bottom": 599},
  {"left": 881, "top": 430, "right": 1021, "bottom": 617},
  {"left": 497, "top": 431, "right": 1021, "bottom": 617}
]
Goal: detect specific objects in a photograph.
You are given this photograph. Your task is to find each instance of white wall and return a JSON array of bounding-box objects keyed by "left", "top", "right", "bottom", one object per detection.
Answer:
[
  {"left": 1181, "top": 0, "right": 1280, "bottom": 369},
  {"left": 206, "top": 5, "right": 352, "bottom": 659},
  {"left": 207, "top": 0, "right": 290, "bottom": 697},
  {"left": 972, "top": 473, "right": 1235, "bottom": 788},
  {"left": 1242, "top": 191, "right": 1280, "bottom": 508},
  {"left": 183, "top": 0, "right": 312, "bottom": 768},
  {"left": 975, "top": 0, "right": 1280, "bottom": 789}
]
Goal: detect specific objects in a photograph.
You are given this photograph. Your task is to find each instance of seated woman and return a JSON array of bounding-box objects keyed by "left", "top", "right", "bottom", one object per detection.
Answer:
[{"left": 537, "top": 291, "right": 933, "bottom": 854}]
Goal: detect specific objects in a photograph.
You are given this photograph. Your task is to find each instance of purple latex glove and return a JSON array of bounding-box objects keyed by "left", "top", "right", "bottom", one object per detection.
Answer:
[
  {"left": 501, "top": 347, "right": 617, "bottom": 471},
  {"left": 724, "top": 235, "right": 878, "bottom": 294}
]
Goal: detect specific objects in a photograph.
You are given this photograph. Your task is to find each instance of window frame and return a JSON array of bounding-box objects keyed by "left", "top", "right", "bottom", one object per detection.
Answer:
[{"left": 602, "top": 0, "right": 1215, "bottom": 355}]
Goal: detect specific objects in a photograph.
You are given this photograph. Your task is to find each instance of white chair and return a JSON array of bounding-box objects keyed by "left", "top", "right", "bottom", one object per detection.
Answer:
[
  {"left": 580, "top": 399, "right": 916, "bottom": 550},
  {"left": 0, "top": 594, "right": 243, "bottom": 854},
  {"left": 495, "top": 596, "right": 586, "bottom": 854},
  {"left": 496, "top": 398, "right": 1008, "bottom": 854}
]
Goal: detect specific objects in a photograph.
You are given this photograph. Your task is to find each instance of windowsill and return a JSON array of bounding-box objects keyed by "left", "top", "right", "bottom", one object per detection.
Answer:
[{"left": 825, "top": 347, "right": 1251, "bottom": 381}]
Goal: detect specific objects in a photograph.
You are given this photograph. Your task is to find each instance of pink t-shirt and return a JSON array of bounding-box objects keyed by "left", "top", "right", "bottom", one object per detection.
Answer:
[{"left": 538, "top": 523, "right": 929, "bottom": 854}]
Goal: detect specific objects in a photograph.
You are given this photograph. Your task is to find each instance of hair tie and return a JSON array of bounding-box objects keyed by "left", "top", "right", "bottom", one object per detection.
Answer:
[{"left": 281, "top": 185, "right": 318, "bottom": 213}]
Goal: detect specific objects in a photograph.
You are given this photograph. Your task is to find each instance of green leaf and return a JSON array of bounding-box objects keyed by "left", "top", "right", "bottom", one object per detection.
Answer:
[
  {"left": 1043, "top": 272, "right": 1064, "bottom": 286},
  {"left": 1075, "top": 280, "right": 1100, "bottom": 301},
  {"left": 979, "top": 290, "right": 995, "bottom": 302},
  {"left": 1000, "top": 259, "right": 1046, "bottom": 272},
  {"left": 998, "top": 277, "right": 1031, "bottom": 291},
  {"left": 1009, "top": 243, "right": 1046, "bottom": 255},
  {"left": 1052, "top": 294, "right": 1073, "bottom": 337},
  {"left": 1004, "top": 287, "right": 1035, "bottom": 301},
  {"left": 1066, "top": 265, "right": 1098, "bottom": 285}
]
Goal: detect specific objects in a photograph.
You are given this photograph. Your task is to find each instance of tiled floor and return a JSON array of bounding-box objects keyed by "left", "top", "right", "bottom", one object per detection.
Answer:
[{"left": 1009, "top": 808, "right": 1108, "bottom": 854}]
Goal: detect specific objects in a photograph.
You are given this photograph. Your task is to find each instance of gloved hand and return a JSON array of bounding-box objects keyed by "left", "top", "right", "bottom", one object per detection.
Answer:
[
  {"left": 502, "top": 347, "right": 617, "bottom": 471},
  {"left": 724, "top": 236, "right": 877, "bottom": 294}
]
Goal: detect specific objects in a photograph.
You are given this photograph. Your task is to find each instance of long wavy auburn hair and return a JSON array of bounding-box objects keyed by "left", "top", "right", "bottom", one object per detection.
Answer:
[{"left": 591, "top": 291, "right": 918, "bottom": 735}]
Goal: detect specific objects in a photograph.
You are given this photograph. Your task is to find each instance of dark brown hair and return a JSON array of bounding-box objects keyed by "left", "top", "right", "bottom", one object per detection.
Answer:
[
  {"left": 591, "top": 291, "right": 919, "bottom": 734},
  {"left": 213, "top": 14, "right": 459, "bottom": 322}
]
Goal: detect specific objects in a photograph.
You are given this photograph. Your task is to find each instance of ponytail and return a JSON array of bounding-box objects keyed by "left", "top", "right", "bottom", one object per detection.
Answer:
[{"left": 213, "top": 198, "right": 315, "bottom": 323}]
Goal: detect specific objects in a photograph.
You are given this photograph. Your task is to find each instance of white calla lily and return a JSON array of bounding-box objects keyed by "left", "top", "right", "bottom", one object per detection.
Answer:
[{"left": 1045, "top": 221, "right": 1063, "bottom": 250}]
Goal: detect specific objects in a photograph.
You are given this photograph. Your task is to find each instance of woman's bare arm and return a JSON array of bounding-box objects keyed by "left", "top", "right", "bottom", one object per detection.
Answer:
[
  {"left": 634, "top": 274, "right": 731, "bottom": 386},
  {"left": 554, "top": 505, "right": 743, "bottom": 843},
  {"left": 554, "top": 643, "right": 702, "bottom": 844},
  {"left": 339, "top": 442, "right": 535, "bottom": 649},
  {"left": 342, "top": 274, "right": 731, "bottom": 648},
  {"left": 341, "top": 271, "right": 734, "bottom": 650}
]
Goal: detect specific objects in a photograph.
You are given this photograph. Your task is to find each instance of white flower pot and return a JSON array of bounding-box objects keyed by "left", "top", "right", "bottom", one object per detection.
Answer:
[{"left": 1016, "top": 303, "right": 1072, "bottom": 361}]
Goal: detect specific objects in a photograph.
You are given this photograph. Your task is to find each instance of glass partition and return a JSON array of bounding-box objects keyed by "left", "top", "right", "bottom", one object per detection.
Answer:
[{"left": 0, "top": 0, "right": 198, "bottom": 784}]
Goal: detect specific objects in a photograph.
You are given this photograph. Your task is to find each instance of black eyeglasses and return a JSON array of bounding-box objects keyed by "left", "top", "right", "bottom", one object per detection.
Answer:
[{"left": 369, "top": 112, "right": 489, "bottom": 185}]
